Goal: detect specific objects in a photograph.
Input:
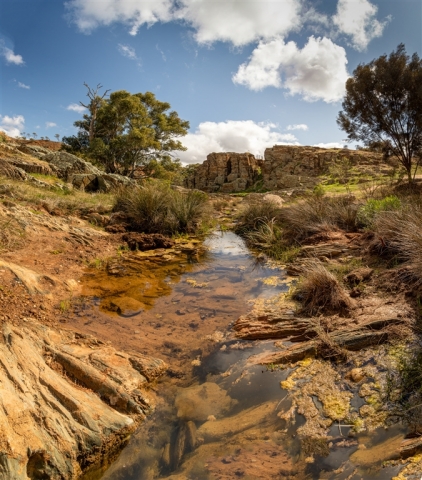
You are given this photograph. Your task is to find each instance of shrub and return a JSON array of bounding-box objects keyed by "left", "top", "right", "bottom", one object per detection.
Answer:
[
  {"left": 244, "top": 219, "right": 285, "bottom": 258},
  {"left": 235, "top": 200, "right": 282, "bottom": 235},
  {"left": 357, "top": 195, "right": 401, "bottom": 227},
  {"left": 292, "top": 259, "right": 352, "bottom": 316},
  {"left": 114, "top": 181, "right": 208, "bottom": 235},
  {"left": 167, "top": 190, "right": 208, "bottom": 233},
  {"left": 279, "top": 194, "right": 360, "bottom": 243},
  {"left": 371, "top": 206, "right": 422, "bottom": 282},
  {"left": 115, "top": 181, "right": 171, "bottom": 233}
]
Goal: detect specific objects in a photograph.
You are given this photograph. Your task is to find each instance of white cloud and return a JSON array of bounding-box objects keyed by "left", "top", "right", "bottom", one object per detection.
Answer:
[
  {"left": 0, "top": 115, "right": 25, "bottom": 137},
  {"left": 118, "top": 43, "right": 138, "bottom": 60},
  {"left": 66, "top": 0, "right": 173, "bottom": 34},
  {"left": 17, "top": 81, "right": 30, "bottom": 89},
  {"left": 66, "top": 0, "right": 302, "bottom": 45},
  {"left": 314, "top": 142, "right": 346, "bottom": 149},
  {"left": 176, "top": 0, "right": 302, "bottom": 46},
  {"left": 233, "top": 36, "right": 349, "bottom": 103},
  {"left": 177, "top": 120, "right": 299, "bottom": 164},
  {"left": 67, "top": 103, "right": 87, "bottom": 114},
  {"left": 1, "top": 46, "right": 24, "bottom": 65},
  {"left": 287, "top": 124, "right": 308, "bottom": 131},
  {"left": 333, "top": 0, "right": 390, "bottom": 51},
  {"left": 45, "top": 122, "right": 57, "bottom": 128}
]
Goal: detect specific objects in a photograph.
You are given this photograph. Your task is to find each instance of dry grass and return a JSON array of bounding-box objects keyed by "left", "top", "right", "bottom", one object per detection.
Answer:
[
  {"left": 0, "top": 216, "right": 26, "bottom": 251},
  {"left": 0, "top": 175, "right": 115, "bottom": 215},
  {"left": 279, "top": 195, "right": 361, "bottom": 244},
  {"left": 371, "top": 206, "right": 422, "bottom": 283},
  {"left": 114, "top": 180, "right": 209, "bottom": 235},
  {"left": 292, "top": 259, "right": 352, "bottom": 316},
  {"left": 235, "top": 200, "right": 282, "bottom": 235}
]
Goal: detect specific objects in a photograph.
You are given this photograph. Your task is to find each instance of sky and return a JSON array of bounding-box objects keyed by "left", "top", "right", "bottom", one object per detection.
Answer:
[{"left": 0, "top": 0, "right": 421, "bottom": 164}]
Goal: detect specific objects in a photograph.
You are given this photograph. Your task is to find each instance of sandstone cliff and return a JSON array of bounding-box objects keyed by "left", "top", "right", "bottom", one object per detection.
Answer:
[
  {"left": 185, "top": 146, "right": 389, "bottom": 193},
  {"left": 184, "top": 152, "right": 263, "bottom": 193}
]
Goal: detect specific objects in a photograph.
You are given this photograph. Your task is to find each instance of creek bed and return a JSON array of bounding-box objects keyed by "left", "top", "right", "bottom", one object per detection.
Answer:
[{"left": 74, "top": 232, "right": 407, "bottom": 480}]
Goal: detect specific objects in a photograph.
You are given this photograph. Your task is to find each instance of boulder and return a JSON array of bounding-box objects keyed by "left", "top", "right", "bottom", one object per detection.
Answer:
[
  {"left": 17, "top": 144, "right": 53, "bottom": 159},
  {"left": 43, "top": 151, "right": 102, "bottom": 180}
]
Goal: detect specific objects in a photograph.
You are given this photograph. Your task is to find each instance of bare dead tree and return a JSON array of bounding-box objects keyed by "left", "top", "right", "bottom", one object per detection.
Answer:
[{"left": 79, "top": 83, "right": 110, "bottom": 142}]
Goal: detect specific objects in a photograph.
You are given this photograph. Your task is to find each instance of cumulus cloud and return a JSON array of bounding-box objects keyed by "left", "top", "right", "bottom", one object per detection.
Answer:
[
  {"left": 17, "top": 81, "right": 30, "bottom": 89},
  {"left": 0, "top": 115, "right": 24, "bottom": 137},
  {"left": 232, "top": 36, "right": 349, "bottom": 103},
  {"left": 66, "top": 0, "right": 302, "bottom": 44},
  {"left": 177, "top": 120, "right": 299, "bottom": 164},
  {"left": 314, "top": 142, "right": 346, "bottom": 149},
  {"left": 287, "top": 124, "right": 308, "bottom": 131},
  {"left": 175, "top": 0, "right": 302, "bottom": 46},
  {"left": 333, "top": 0, "right": 390, "bottom": 51},
  {"left": 45, "top": 122, "right": 57, "bottom": 128},
  {"left": 118, "top": 43, "right": 138, "bottom": 60},
  {"left": 1, "top": 45, "right": 24, "bottom": 65},
  {"left": 65, "top": 0, "right": 173, "bottom": 34},
  {"left": 67, "top": 103, "right": 87, "bottom": 114}
]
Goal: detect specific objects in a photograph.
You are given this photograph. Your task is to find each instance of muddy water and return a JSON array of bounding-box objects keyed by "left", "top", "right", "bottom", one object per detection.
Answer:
[{"left": 74, "top": 232, "right": 405, "bottom": 480}]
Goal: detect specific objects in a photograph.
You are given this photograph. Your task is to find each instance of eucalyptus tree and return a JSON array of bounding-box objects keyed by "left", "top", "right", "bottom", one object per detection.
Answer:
[
  {"left": 338, "top": 44, "right": 422, "bottom": 183},
  {"left": 63, "top": 85, "right": 189, "bottom": 177}
]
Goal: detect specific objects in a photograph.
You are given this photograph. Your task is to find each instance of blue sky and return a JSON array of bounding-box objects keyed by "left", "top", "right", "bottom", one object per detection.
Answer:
[{"left": 0, "top": 0, "right": 421, "bottom": 163}]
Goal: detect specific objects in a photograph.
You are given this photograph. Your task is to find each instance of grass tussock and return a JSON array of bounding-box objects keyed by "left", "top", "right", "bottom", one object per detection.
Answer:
[
  {"left": 370, "top": 206, "right": 422, "bottom": 283},
  {"left": 0, "top": 216, "right": 26, "bottom": 251},
  {"left": 279, "top": 195, "right": 361, "bottom": 243},
  {"left": 235, "top": 199, "right": 282, "bottom": 235},
  {"left": 114, "top": 181, "right": 209, "bottom": 235},
  {"left": 292, "top": 259, "right": 352, "bottom": 316}
]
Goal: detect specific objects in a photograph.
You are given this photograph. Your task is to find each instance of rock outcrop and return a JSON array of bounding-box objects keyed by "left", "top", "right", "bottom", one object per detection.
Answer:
[
  {"left": 262, "top": 145, "right": 387, "bottom": 190},
  {"left": 184, "top": 146, "right": 388, "bottom": 193},
  {"left": 43, "top": 152, "right": 134, "bottom": 192},
  {"left": 184, "top": 152, "right": 262, "bottom": 193},
  {"left": 0, "top": 319, "right": 166, "bottom": 479}
]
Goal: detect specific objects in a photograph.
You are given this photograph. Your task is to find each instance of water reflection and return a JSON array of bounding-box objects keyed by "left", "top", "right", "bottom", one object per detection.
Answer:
[{"left": 76, "top": 232, "right": 405, "bottom": 480}]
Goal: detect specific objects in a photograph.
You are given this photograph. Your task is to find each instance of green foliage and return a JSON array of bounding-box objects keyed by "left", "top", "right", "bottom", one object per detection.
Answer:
[
  {"left": 357, "top": 195, "right": 401, "bottom": 227},
  {"left": 338, "top": 44, "right": 422, "bottom": 183},
  {"left": 114, "top": 180, "right": 208, "bottom": 235},
  {"left": 329, "top": 156, "right": 353, "bottom": 184},
  {"left": 63, "top": 86, "right": 189, "bottom": 177}
]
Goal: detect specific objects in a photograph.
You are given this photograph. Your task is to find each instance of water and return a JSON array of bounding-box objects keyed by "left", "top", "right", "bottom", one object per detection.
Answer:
[{"left": 73, "top": 232, "right": 406, "bottom": 480}]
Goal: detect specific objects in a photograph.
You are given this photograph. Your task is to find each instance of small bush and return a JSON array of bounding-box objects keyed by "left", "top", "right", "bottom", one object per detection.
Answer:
[
  {"left": 167, "top": 190, "right": 208, "bottom": 233},
  {"left": 357, "top": 195, "right": 401, "bottom": 227},
  {"left": 244, "top": 219, "right": 284, "bottom": 258},
  {"left": 235, "top": 200, "right": 282, "bottom": 235},
  {"left": 371, "top": 206, "right": 422, "bottom": 282},
  {"left": 114, "top": 181, "right": 208, "bottom": 235},
  {"left": 292, "top": 260, "right": 352, "bottom": 315},
  {"left": 279, "top": 194, "right": 360, "bottom": 243}
]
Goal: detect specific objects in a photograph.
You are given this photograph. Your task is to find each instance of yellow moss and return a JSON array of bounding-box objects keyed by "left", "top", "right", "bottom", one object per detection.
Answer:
[
  {"left": 299, "top": 357, "right": 313, "bottom": 367},
  {"left": 281, "top": 378, "right": 296, "bottom": 391},
  {"left": 261, "top": 276, "right": 281, "bottom": 286},
  {"left": 322, "top": 394, "right": 350, "bottom": 421},
  {"left": 186, "top": 278, "right": 208, "bottom": 288}
]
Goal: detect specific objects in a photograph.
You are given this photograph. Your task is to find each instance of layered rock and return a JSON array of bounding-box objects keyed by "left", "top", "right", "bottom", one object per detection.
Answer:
[
  {"left": 262, "top": 145, "right": 386, "bottom": 190},
  {"left": 43, "top": 152, "right": 134, "bottom": 192},
  {"left": 184, "top": 146, "right": 388, "bottom": 193},
  {"left": 184, "top": 152, "right": 262, "bottom": 193},
  {"left": 0, "top": 320, "right": 166, "bottom": 479}
]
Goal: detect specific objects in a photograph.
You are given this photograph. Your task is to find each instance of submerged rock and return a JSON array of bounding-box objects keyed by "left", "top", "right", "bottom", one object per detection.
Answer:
[{"left": 175, "top": 382, "right": 236, "bottom": 422}]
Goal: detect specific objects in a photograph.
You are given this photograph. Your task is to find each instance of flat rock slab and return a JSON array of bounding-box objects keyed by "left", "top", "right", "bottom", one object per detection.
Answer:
[{"left": 0, "top": 320, "right": 167, "bottom": 479}]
